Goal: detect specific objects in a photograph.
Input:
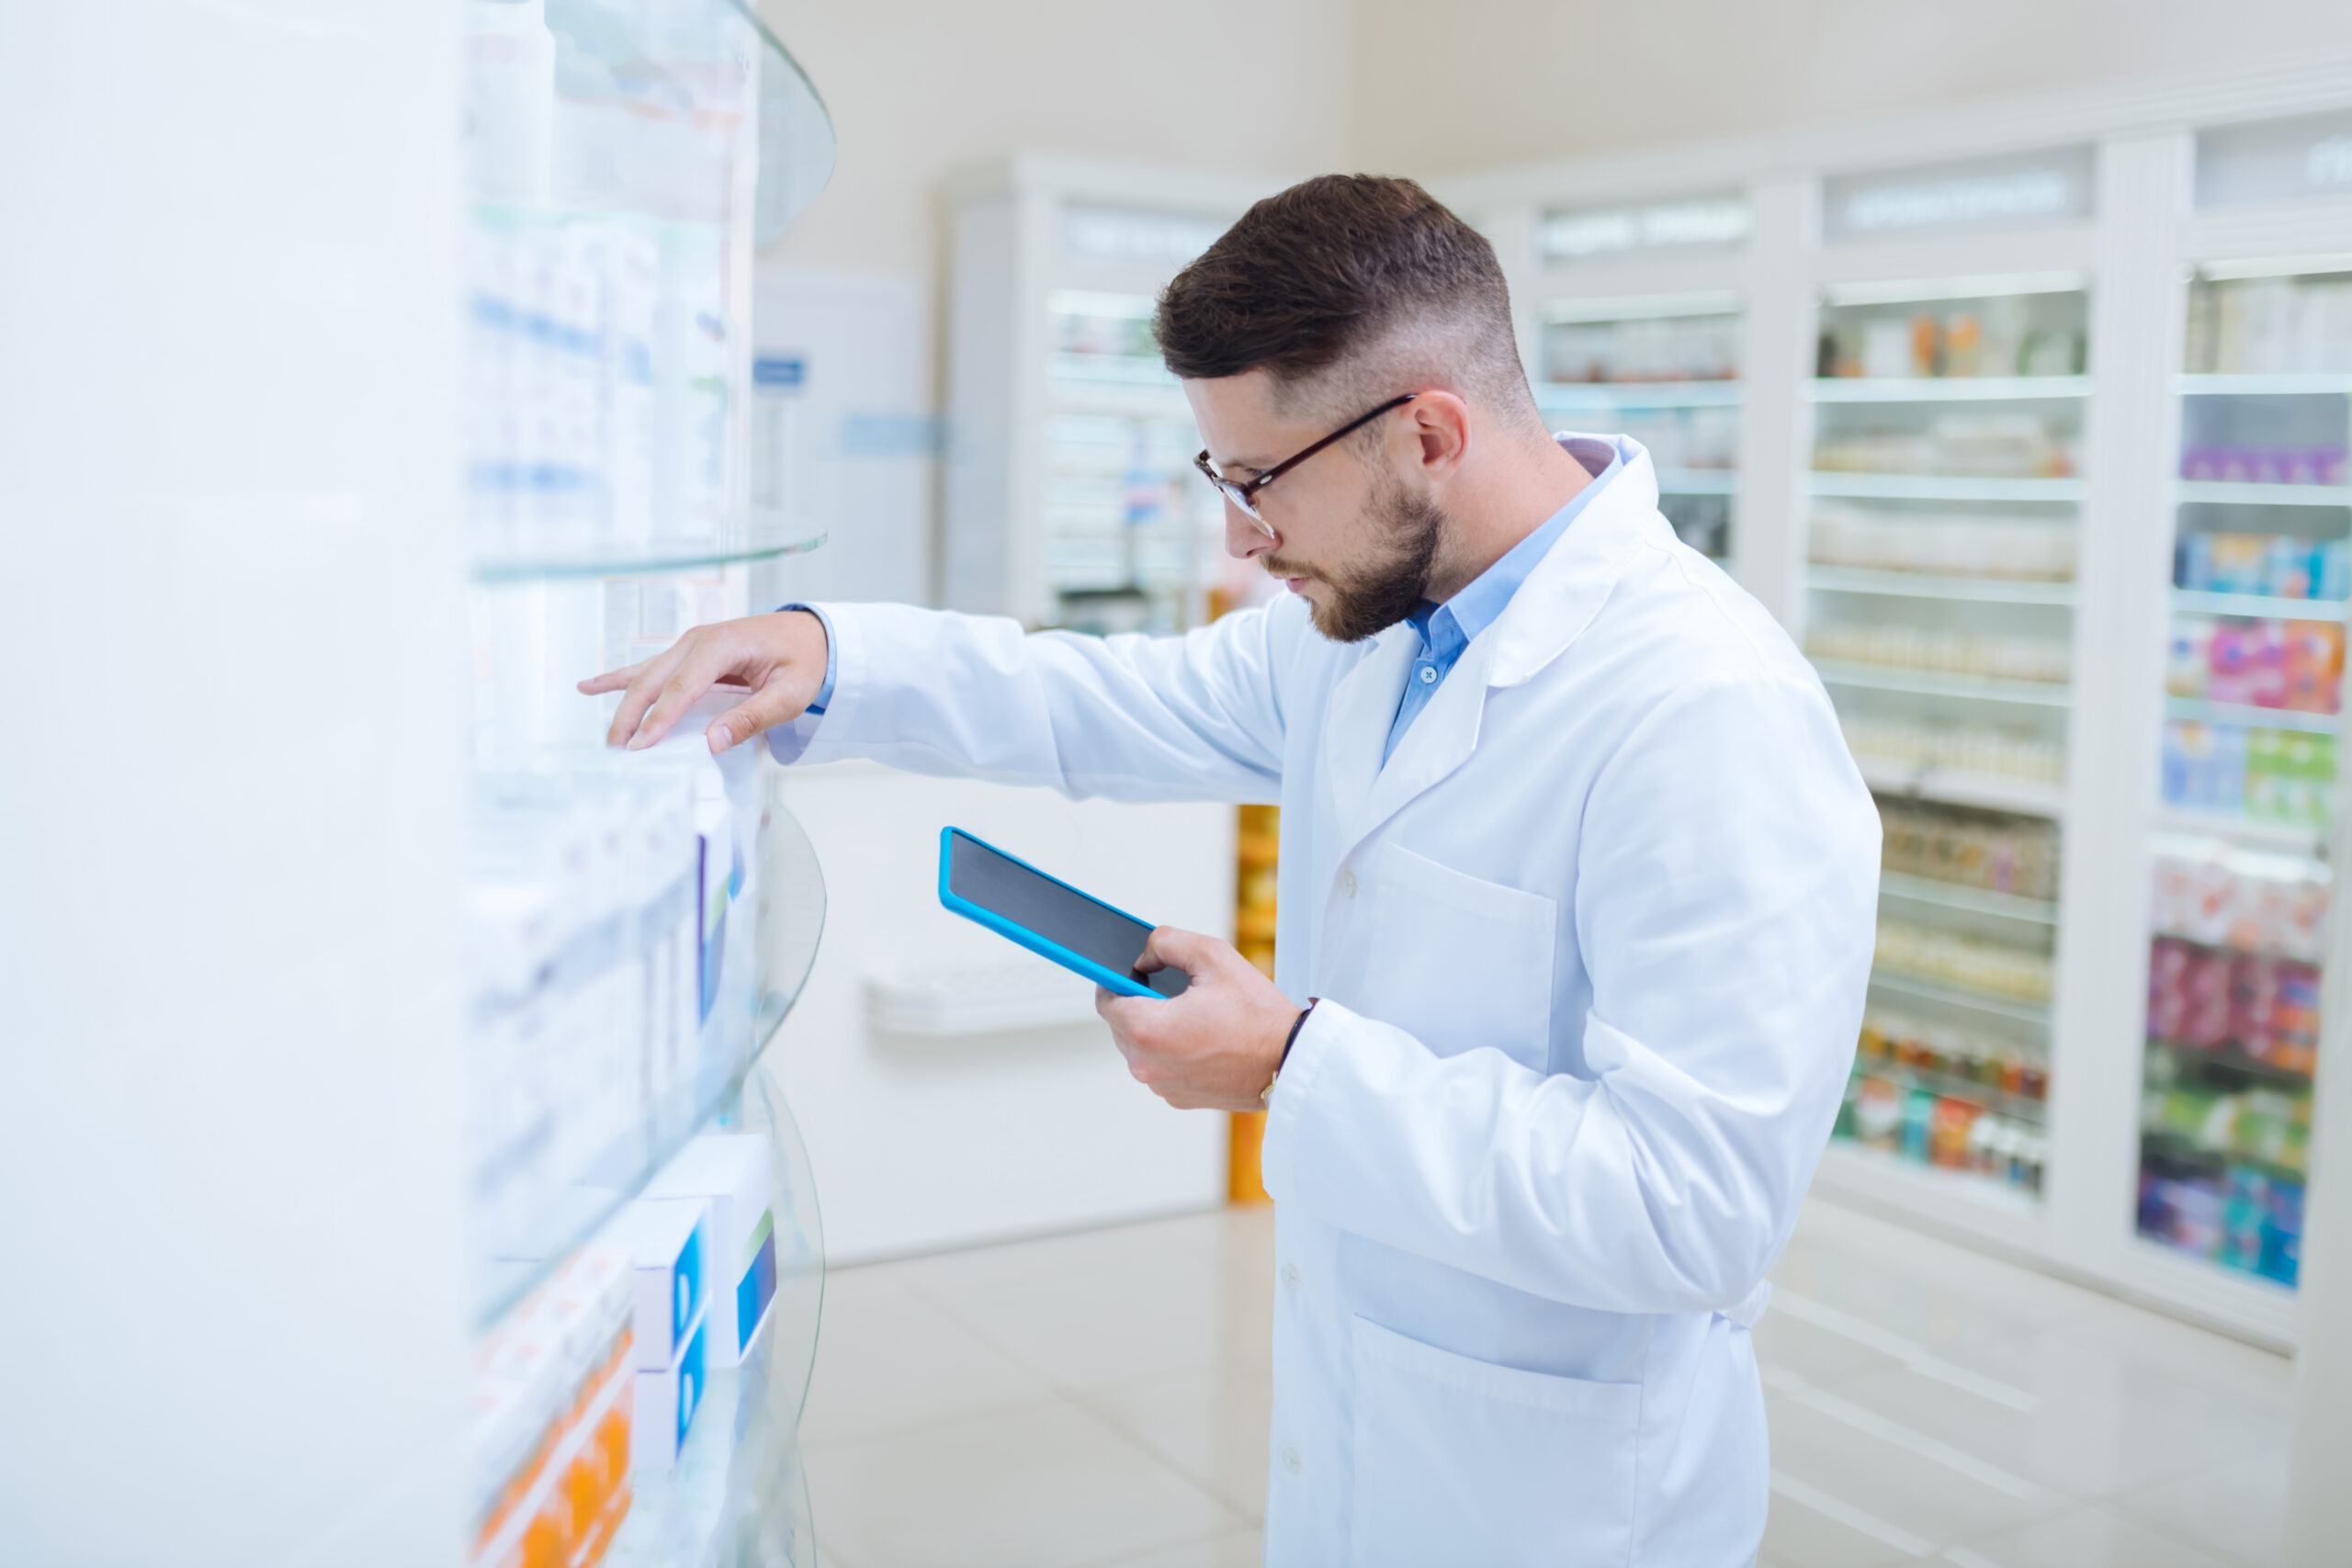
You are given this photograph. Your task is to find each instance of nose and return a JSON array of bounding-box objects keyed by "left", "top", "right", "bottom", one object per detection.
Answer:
[{"left": 1223, "top": 499, "right": 1274, "bottom": 559}]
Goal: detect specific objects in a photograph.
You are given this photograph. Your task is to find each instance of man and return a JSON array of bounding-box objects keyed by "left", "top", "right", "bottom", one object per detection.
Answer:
[{"left": 586, "top": 175, "right": 1878, "bottom": 1565}]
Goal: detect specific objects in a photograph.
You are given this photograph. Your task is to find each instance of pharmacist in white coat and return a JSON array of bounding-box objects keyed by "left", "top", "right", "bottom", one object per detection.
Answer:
[{"left": 588, "top": 176, "right": 1880, "bottom": 1566}]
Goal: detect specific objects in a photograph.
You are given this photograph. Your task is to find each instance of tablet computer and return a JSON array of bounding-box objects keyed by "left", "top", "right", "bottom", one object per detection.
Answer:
[{"left": 937, "top": 827, "right": 1187, "bottom": 999}]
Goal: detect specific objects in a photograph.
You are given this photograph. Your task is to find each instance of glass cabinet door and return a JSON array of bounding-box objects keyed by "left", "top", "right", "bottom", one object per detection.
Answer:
[
  {"left": 1535, "top": 295, "right": 1742, "bottom": 560},
  {"left": 1809, "top": 276, "right": 2091, "bottom": 1201},
  {"left": 2135, "top": 264, "right": 2352, "bottom": 1289}
]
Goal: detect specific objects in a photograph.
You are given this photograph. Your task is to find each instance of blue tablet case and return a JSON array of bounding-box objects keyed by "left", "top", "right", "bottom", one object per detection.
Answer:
[{"left": 936, "top": 827, "right": 1171, "bottom": 999}]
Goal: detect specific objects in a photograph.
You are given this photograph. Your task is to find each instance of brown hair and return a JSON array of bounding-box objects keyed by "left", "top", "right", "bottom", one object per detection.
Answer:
[{"left": 1153, "top": 175, "right": 1535, "bottom": 424}]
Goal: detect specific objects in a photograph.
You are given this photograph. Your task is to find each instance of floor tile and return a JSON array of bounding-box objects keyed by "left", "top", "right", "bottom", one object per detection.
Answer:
[
  {"left": 1826, "top": 1351, "right": 2288, "bottom": 1504},
  {"left": 805, "top": 1396, "right": 1245, "bottom": 1568},
  {"left": 1947, "top": 1505, "right": 2237, "bottom": 1568},
  {"left": 1094, "top": 1527, "right": 1264, "bottom": 1567},
  {"left": 798, "top": 1264, "right": 1057, "bottom": 1452},
  {"left": 2111, "top": 1452, "right": 2289, "bottom": 1568},
  {"left": 1763, "top": 1470, "right": 1934, "bottom": 1568},
  {"left": 1765, "top": 1382, "right": 2069, "bottom": 1548},
  {"left": 896, "top": 1209, "right": 1273, "bottom": 1394},
  {"left": 1080, "top": 1363, "right": 1273, "bottom": 1522}
]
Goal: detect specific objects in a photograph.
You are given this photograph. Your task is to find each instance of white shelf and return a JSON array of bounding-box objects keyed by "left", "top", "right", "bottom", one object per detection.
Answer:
[
  {"left": 1815, "top": 660, "right": 2072, "bottom": 706},
  {"left": 1537, "top": 379, "right": 1743, "bottom": 409},
  {"left": 1868, "top": 968, "right": 2053, "bottom": 1027},
  {"left": 1811, "top": 472, "right": 2086, "bottom": 503},
  {"left": 1656, "top": 468, "right": 1738, "bottom": 494},
  {"left": 1810, "top": 376, "right": 2090, "bottom": 402},
  {"left": 2164, "top": 696, "right": 2340, "bottom": 735},
  {"left": 2177, "top": 480, "right": 2352, "bottom": 508},
  {"left": 2178, "top": 374, "right": 2352, "bottom": 396},
  {"left": 1817, "top": 1140, "right": 2043, "bottom": 1217},
  {"left": 1808, "top": 566, "right": 2075, "bottom": 604},
  {"left": 1878, "top": 870, "right": 2060, "bottom": 924},
  {"left": 1857, "top": 759, "right": 2067, "bottom": 818},
  {"left": 2152, "top": 807, "right": 2329, "bottom": 858},
  {"left": 1049, "top": 353, "right": 1179, "bottom": 388},
  {"left": 2172, "top": 590, "right": 2349, "bottom": 621}
]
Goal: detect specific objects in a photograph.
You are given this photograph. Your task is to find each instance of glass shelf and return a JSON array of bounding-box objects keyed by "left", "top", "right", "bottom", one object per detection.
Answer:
[
  {"left": 2151, "top": 807, "right": 2326, "bottom": 857},
  {"left": 2172, "top": 589, "right": 2348, "bottom": 620},
  {"left": 2180, "top": 374, "right": 2352, "bottom": 396},
  {"left": 473, "top": 798, "right": 826, "bottom": 1329},
  {"left": 1856, "top": 759, "right": 2067, "bottom": 819},
  {"left": 1810, "top": 376, "right": 2091, "bottom": 402},
  {"left": 1537, "top": 380, "right": 1743, "bottom": 409},
  {"left": 1808, "top": 567, "right": 2075, "bottom": 604},
  {"left": 2177, "top": 481, "right": 2352, "bottom": 507},
  {"left": 1815, "top": 660, "right": 2072, "bottom": 707},
  {"left": 1868, "top": 969, "right": 2053, "bottom": 1027},
  {"left": 1655, "top": 468, "right": 1737, "bottom": 495},
  {"left": 474, "top": 528, "right": 829, "bottom": 585},
  {"left": 1878, "top": 869, "right": 2059, "bottom": 924},
  {"left": 2164, "top": 697, "right": 2339, "bottom": 735},
  {"left": 1810, "top": 473, "right": 2086, "bottom": 503}
]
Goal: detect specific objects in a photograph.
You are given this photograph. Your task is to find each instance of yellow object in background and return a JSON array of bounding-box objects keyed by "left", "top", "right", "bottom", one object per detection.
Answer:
[{"left": 1231, "top": 803, "right": 1280, "bottom": 1204}]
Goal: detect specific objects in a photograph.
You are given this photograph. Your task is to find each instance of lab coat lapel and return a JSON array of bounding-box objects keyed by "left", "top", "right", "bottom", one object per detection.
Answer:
[{"left": 1317, "top": 626, "right": 1419, "bottom": 852}]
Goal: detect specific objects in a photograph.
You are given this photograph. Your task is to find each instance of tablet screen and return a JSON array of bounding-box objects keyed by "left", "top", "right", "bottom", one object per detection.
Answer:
[{"left": 945, "top": 830, "right": 1188, "bottom": 998}]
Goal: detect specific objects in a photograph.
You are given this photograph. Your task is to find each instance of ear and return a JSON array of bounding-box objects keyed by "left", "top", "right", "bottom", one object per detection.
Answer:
[{"left": 1401, "top": 390, "right": 1472, "bottom": 481}]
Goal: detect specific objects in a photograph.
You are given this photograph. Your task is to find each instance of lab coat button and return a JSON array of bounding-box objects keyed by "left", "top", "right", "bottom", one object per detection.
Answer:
[
  {"left": 1419, "top": 664, "right": 1437, "bottom": 683},
  {"left": 1282, "top": 1262, "right": 1300, "bottom": 1290},
  {"left": 1282, "top": 1446, "right": 1301, "bottom": 1475},
  {"left": 1337, "top": 869, "right": 1356, "bottom": 897}
]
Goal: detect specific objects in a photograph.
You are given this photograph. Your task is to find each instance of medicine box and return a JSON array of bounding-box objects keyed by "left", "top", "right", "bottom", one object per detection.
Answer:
[
  {"left": 643, "top": 1134, "right": 776, "bottom": 1367},
  {"left": 603, "top": 1196, "right": 708, "bottom": 1372},
  {"left": 632, "top": 1311, "right": 708, "bottom": 1474}
]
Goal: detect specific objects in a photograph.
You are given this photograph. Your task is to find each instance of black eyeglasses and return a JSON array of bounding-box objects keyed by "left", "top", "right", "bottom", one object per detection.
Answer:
[{"left": 1193, "top": 392, "right": 1419, "bottom": 535}]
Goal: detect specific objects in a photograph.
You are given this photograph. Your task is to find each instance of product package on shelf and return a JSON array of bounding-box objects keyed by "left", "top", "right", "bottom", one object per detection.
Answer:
[
  {"left": 2160, "top": 720, "right": 2337, "bottom": 826},
  {"left": 1543, "top": 310, "right": 1741, "bottom": 383},
  {"left": 1874, "top": 918, "right": 2055, "bottom": 1003},
  {"left": 1806, "top": 622, "right": 2072, "bottom": 683},
  {"left": 643, "top": 1134, "right": 779, "bottom": 1368},
  {"left": 1841, "top": 715, "right": 2067, "bottom": 788},
  {"left": 1878, "top": 796, "right": 2061, "bottom": 898},
  {"left": 1809, "top": 502, "right": 2078, "bottom": 580},
  {"left": 1812, "top": 412, "right": 2080, "bottom": 479},
  {"left": 2165, "top": 616, "right": 2344, "bottom": 713},
  {"left": 1836, "top": 1010, "right": 2048, "bottom": 1193},
  {"left": 465, "top": 702, "right": 769, "bottom": 1296},
  {"left": 2177, "top": 532, "right": 2351, "bottom": 600},
  {"left": 2186, "top": 270, "right": 2352, "bottom": 375},
  {"left": 1818, "top": 291, "right": 2086, "bottom": 381}
]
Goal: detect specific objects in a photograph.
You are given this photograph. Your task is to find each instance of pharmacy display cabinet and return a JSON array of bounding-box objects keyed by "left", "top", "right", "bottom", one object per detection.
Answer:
[
  {"left": 460, "top": 3, "right": 836, "bottom": 1562},
  {"left": 1443, "top": 62, "right": 2352, "bottom": 1349},
  {"left": 943, "top": 156, "right": 1292, "bottom": 633}
]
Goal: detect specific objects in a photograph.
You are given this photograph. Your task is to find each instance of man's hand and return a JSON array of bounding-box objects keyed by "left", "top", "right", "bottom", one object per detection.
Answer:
[
  {"left": 1097, "top": 927, "right": 1303, "bottom": 1112},
  {"left": 577, "top": 609, "right": 829, "bottom": 754}
]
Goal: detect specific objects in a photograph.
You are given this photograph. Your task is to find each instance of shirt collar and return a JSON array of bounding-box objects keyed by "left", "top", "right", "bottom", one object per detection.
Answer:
[{"left": 1408, "top": 445, "right": 1623, "bottom": 653}]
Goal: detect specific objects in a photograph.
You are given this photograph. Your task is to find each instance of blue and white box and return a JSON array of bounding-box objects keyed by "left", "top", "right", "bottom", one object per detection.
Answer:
[{"left": 644, "top": 1134, "right": 777, "bottom": 1367}]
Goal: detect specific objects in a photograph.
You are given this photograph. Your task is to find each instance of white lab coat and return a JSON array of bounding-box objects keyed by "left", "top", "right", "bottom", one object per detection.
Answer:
[{"left": 779, "top": 435, "right": 1881, "bottom": 1566}]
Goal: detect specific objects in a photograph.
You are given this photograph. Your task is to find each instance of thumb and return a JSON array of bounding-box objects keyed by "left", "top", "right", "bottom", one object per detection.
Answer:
[
  {"left": 1135, "top": 925, "right": 1219, "bottom": 976},
  {"left": 707, "top": 666, "right": 814, "bottom": 753}
]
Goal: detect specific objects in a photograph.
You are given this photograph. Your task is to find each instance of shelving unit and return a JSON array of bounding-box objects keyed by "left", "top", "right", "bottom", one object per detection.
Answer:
[{"left": 458, "top": 5, "right": 836, "bottom": 1563}]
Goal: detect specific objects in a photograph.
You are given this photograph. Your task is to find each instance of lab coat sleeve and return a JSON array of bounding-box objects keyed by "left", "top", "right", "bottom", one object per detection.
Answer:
[
  {"left": 1259, "top": 670, "right": 1881, "bottom": 1315},
  {"left": 765, "top": 597, "right": 1301, "bottom": 804}
]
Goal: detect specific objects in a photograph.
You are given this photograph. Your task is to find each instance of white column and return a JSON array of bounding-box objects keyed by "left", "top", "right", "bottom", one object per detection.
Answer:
[
  {"left": 0, "top": 6, "right": 469, "bottom": 1564},
  {"left": 1734, "top": 174, "right": 1816, "bottom": 629}
]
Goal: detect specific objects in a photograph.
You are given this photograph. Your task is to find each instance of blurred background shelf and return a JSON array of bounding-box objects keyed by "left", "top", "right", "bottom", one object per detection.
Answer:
[
  {"left": 1868, "top": 969, "right": 2053, "bottom": 1026},
  {"left": 1809, "top": 375, "right": 2091, "bottom": 402},
  {"left": 1877, "top": 869, "right": 2060, "bottom": 923},
  {"left": 2177, "top": 480, "right": 2352, "bottom": 507},
  {"left": 2163, "top": 696, "right": 2340, "bottom": 733},
  {"left": 1809, "top": 473, "right": 2086, "bottom": 502},
  {"left": 1854, "top": 759, "right": 2068, "bottom": 818},
  {"left": 1807, "top": 566, "right": 2076, "bottom": 604},
  {"left": 2172, "top": 589, "right": 2349, "bottom": 619},
  {"left": 472, "top": 530, "right": 830, "bottom": 585},
  {"left": 1536, "top": 380, "right": 1743, "bottom": 409},
  {"left": 1815, "top": 660, "right": 2072, "bottom": 705}
]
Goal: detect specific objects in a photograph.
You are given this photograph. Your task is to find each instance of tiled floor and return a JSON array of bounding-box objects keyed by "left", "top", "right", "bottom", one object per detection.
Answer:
[{"left": 797, "top": 1198, "right": 2290, "bottom": 1568}]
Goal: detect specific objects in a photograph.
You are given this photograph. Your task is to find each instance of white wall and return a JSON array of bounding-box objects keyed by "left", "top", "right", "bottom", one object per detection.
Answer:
[{"left": 1351, "top": 0, "right": 2352, "bottom": 176}]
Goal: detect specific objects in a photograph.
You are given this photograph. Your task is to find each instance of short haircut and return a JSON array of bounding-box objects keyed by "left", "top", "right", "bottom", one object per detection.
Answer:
[{"left": 1154, "top": 175, "right": 1539, "bottom": 432}]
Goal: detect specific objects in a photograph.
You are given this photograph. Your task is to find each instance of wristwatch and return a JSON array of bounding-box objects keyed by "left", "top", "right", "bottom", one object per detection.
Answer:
[{"left": 1261, "top": 998, "right": 1318, "bottom": 1108}]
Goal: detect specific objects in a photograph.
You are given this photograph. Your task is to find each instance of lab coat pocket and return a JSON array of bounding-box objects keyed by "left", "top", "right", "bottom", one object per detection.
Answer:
[
  {"left": 1349, "top": 1316, "right": 1639, "bottom": 1568},
  {"left": 1356, "top": 842, "right": 1555, "bottom": 1069}
]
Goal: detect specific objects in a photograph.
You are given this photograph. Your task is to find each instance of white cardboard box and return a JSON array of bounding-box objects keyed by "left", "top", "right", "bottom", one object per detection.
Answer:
[{"left": 644, "top": 1134, "right": 775, "bottom": 1367}]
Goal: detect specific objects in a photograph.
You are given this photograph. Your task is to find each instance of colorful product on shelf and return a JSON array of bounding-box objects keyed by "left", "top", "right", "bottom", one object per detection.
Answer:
[
  {"left": 1874, "top": 919, "right": 2054, "bottom": 1003},
  {"left": 1858, "top": 1010, "right": 2050, "bottom": 1103},
  {"left": 2165, "top": 616, "right": 2344, "bottom": 713},
  {"left": 2150, "top": 836, "right": 2331, "bottom": 964},
  {"left": 2175, "top": 532, "right": 2351, "bottom": 601},
  {"left": 2138, "top": 1157, "right": 2302, "bottom": 1286},
  {"left": 2184, "top": 271, "right": 2352, "bottom": 376},
  {"left": 1812, "top": 413, "right": 2079, "bottom": 479},
  {"left": 2179, "top": 446, "right": 2349, "bottom": 486},
  {"left": 1808, "top": 502, "right": 2076, "bottom": 580},
  {"left": 2159, "top": 720, "right": 2336, "bottom": 826},
  {"left": 1836, "top": 1014, "right": 2047, "bottom": 1193},
  {"left": 1542, "top": 311, "right": 1740, "bottom": 383},
  {"left": 470, "top": 1245, "right": 640, "bottom": 1568},
  {"left": 1607, "top": 403, "right": 1739, "bottom": 471},
  {"left": 1818, "top": 295, "right": 2086, "bottom": 381},
  {"left": 1806, "top": 624, "right": 2071, "bottom": 684},
  {"left": 1878, "top": 797, "right": 2060, "bottom": 899},
  {"left": 2146, "top": 938, "right": 2322, "bottom": 1077},
  {"left": 1840, "top": 716, "right": 2065, "bottom": 787}
]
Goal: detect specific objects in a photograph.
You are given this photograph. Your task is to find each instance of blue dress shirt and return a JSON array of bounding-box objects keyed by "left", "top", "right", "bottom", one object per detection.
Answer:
[{"left": 1383, "top": 452, "right": 1619, "bottom": 762}]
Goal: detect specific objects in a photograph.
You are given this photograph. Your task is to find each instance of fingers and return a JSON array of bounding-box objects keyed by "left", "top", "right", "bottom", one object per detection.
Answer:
[
  {"left": 603, "top": 637, "right": 696, "bottom": 749},
  {"left": 623, "top": 637, "right": 739, "bottom": 751},
  {"left": 1134, "top": 925, "right": 1225, "bottom": 978},
  {"left": 577, "top": 656, "right": 650, "bottom": 696},
  {"left": 707, "top": 666, "right": 810, "bottom": 753}
]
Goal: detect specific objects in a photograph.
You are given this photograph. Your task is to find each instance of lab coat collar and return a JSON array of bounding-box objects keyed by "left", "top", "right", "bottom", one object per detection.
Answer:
[{"left": 1319, "top": 433, "right": 1664, "bottom": 857}]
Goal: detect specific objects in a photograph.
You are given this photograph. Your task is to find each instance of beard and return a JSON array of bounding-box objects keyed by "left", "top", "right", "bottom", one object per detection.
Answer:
[{"left": 1269, "top": 475, "right": 1444, "bottom": 644}]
